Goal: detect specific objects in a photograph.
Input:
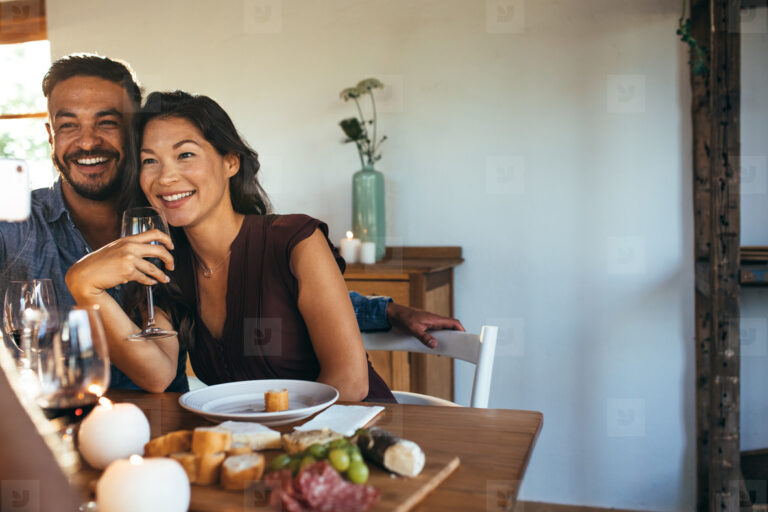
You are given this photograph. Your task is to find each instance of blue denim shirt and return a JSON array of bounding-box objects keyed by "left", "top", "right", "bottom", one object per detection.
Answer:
[
  {"left": 0, "top": 180, "right": 392, "bottom": 391},
  {"left": 0, "top": 180, "right": 188, "bottom": 392},
  {"left": 349, "top": 292, "right": 392, "bottom": 332}
]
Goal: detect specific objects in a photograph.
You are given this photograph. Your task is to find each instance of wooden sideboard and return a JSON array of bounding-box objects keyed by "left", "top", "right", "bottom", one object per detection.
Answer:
[{"left": 343, "top": 247, "right": 464, "bottom": 401}]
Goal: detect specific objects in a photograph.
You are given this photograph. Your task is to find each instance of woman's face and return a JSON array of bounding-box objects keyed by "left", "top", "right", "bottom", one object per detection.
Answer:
[{"left": 139, "top": 116, "right": 239, "bottom": 229}]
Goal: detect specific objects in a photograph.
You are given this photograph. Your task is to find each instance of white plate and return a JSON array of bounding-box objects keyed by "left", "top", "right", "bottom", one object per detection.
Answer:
[{"left": 178, "top": 379, "right": 339, "bottom": 426}]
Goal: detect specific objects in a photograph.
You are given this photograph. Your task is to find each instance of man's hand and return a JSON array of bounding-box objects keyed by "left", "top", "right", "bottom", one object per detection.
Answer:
[{"left": 385, "top": 302, "right": 465, "bottom": 349}]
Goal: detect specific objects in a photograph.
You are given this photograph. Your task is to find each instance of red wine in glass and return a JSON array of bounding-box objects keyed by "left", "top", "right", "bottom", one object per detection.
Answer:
[{"left": 37, "top": 390, "right": 99, "bottom": 423}]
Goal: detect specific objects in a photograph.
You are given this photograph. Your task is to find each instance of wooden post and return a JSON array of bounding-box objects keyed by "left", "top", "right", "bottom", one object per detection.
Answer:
[
  {"left": 690, "top": 0, "right": 713, "bottom": 508},
  {"left": 707, "top": 0, "right": 741, "bottom": 510}
]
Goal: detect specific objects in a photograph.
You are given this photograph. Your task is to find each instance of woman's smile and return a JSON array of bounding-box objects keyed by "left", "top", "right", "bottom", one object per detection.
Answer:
[{"left": 158, "top": 190, "right": 196, "bottom": 209}]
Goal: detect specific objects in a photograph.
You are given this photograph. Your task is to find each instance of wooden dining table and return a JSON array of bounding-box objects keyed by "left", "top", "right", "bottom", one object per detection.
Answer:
[{"left": 74, "top": 390, "right": 542, "bottom": 511}]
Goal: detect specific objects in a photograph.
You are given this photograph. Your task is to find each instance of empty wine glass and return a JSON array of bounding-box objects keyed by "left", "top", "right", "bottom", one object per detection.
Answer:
[
  {"left": 121, "top": 206, "right": 176, "bottom": 340},
  {"left": 36, "top": 306, "right": 110, "bottom": 426},
  {"left": 3, "top": 279, "right": 59, "bottom": 369}
]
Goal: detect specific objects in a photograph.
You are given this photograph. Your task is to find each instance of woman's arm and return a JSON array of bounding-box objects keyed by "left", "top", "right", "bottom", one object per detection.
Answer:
[
  {"left": 292, "top": 229, "right": 369, "bottom": 401},
  {"left": 65, "top": 230, "right": 179, "bottom": 393}
]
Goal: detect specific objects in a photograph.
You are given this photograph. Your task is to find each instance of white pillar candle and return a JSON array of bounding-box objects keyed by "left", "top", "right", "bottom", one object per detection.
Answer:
[
  {"left": 97, "top": 455, "right": 190, "bottom": 512},
  {"left": 360, "top": 241, "right": 376, "bottom": 264},
  {"left": 339, "top": 231, "right": 361, "bottom": 264},
  {"left": 78, "top": 397, "right": 150, "bottom": 469}
]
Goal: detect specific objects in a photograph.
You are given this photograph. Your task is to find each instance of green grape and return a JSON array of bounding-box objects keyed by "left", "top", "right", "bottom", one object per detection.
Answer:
[
  {"left": 346, "top": 444, "right": 363, "bottom": 462},
  {"left": 329, "top": 438, "right": 350, "bottom": 451},
  {"left": 289, "top": 456, "right": 302, "bottom": 476},
  {"left": 270, "top": 453, "right": 292, "bottom": 471},
  {"left": 300, "top": 455, "right": 317, "bottom": 470},
  {"left": 307, "top": 443, "right": 328, "bottom": 460},
  {"left": 328, "top": 448, "right": 350, "bottom": 472},
  {"left": 347, "top": 461, "right": 370, "bottom": 484}
]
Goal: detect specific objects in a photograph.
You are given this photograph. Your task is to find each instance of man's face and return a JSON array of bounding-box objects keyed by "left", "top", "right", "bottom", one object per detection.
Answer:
[{"left": 45, "top": 76, "right": 133, "bottom": 201}]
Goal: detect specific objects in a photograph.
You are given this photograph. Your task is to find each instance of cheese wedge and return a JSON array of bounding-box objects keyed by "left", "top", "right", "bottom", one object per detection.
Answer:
[{"left": 213, "top": 421, "right": 282, "bottom": 451}]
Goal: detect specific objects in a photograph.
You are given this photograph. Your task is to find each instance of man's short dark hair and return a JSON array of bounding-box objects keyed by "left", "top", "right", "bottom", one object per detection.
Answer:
[{"left": 42, "top": 54, "right": 142, "bottom": 109}]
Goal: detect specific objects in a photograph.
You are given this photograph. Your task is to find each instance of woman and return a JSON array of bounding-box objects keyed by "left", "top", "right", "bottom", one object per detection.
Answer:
[{"left": 65, "top": 91, "right": 394, "bottom": 402}]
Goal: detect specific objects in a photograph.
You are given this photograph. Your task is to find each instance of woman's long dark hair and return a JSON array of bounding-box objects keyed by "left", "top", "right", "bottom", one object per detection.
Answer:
[{"left": 122, "top": 91, "right": 271, "bottom": 357}]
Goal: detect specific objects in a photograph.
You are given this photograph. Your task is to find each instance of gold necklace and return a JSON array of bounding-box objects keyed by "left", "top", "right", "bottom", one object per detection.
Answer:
[{"left": 194, "top": 250, "right": 231, "bottom": 278}]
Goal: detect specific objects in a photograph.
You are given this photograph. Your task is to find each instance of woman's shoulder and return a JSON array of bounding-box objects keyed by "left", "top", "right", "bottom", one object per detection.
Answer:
[
  {"left": 252, "top": 213, "right": 331, "bottom": 241},
  {"left": 246, "top": 214, "right": 343, "bottom": 271}
]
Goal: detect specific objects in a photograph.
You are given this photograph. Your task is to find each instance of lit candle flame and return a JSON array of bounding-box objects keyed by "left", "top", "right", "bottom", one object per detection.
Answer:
[
  {"left": 129, "top": 455, "right": 143, "bottom": 465},
  {"left": 88, "top": 384, "right": 104, "bottom": 396},
  {"left": 346, "top": 231, "right": 354, "bottom": 239},
  {"left": 98, "top": 396, "right": 113, "bottom": 409}
]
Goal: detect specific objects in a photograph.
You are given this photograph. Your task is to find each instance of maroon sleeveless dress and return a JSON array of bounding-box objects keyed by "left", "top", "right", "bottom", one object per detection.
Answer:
[{"left": 176, "top": 214, "right": 395, "bottom": 402}]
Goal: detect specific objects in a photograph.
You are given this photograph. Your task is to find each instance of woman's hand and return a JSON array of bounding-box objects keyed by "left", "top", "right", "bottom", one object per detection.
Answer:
[{"left": 66, "top": 229, "right": 175, "bottom": 300}]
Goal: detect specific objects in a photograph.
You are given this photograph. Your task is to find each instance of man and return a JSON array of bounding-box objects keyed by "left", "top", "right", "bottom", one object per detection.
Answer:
[{"left": 0, "top": 53, "right": 463, "bottom": 391}]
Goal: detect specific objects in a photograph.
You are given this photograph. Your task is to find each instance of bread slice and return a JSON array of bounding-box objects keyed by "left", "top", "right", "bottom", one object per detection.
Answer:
[
  {"left": 194, "top": 452, "right": 226, "bottom": 485},
  {"left": 281, "top": 428, "right": 344, "bottom": 455},
  {"left": 265, "top": 388, "right": 289, "bottom": 412},
  {"left": 215, "top": 421, "right": 281, "bottom": 451},
  {"left": 227, "top": 442, "right": 252, "bottom": 456},
  {"left": 192, "top": 427, "right": 233, "bottom": 455},
  {"left": 144, "top": 430, "right": 193, "bottom": 457},
  {"left": 220, "top": 453, "right": 265, "bottom": 491},
  {"left": 169, "top": 452, "right": 197, "bottom": 482}
]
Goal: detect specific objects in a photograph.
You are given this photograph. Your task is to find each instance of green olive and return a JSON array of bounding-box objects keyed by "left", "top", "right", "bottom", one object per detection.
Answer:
[
  {"left": 347, "top": 460, "right": 370, "bottom": 484},
  {"left": 349, "top": 450, "right": 363, "bottom": 463},
  {"left": 328, "top": 448, "right": 351, "bottom": 472},
  {"left": 307, "top": 443, "right": 328, "bottom": 460},
  {"left": 270, "top": 453, "right": 292, "bottom": 471}
]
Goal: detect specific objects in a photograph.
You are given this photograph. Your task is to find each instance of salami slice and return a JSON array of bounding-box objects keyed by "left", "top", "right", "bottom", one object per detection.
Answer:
[
  {"left": 296, "top": 461, "right": 380, "bottom": 512},
  {"left": 265, "top": 461, "right": 380, "bottom": 512}
]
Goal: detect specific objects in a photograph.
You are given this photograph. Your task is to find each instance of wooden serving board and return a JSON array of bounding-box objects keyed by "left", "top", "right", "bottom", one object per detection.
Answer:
[{"left": 186, "top": 450, "right": 460, "bottom": 512}]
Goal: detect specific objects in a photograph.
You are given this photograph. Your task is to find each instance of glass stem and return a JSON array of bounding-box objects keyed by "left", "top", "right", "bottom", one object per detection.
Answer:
[{"left": 145, "top": 286, "right": 156, "bottom": 329}]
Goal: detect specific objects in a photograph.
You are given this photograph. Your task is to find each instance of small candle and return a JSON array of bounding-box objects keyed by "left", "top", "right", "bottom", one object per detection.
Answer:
[
  {"left": 360, "top": 241, "right": 376, "bottom": 264},
  {"left": 97, "top": 455, "right": 190, "bottom": 512},
  {"left": 339, "top": 231, "right": 361, "bottom": 264},
  {"left": 78, "top": 397, "right": 150, "bottom": 469}
]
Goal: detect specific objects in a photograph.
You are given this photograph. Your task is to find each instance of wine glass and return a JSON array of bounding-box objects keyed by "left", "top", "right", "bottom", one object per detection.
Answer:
[
  {"left": 3, "top": 279, "right": 60, "bottom": 369},
  {"left": 35, "top": 306, "right": 110, "bottom": 426},
  {"left": 121, "top": 206, "right": 177, "bottom": 340}
]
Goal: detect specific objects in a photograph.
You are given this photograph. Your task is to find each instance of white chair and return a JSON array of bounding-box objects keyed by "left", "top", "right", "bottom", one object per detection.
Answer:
[{"left": 362, "top": 325, "right": 498, "bottom": 408}]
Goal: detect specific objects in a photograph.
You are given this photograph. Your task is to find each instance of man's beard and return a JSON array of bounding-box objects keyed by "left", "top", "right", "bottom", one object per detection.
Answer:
[{"left": 53, "top": 150, "right": 123, "bottom": 201}]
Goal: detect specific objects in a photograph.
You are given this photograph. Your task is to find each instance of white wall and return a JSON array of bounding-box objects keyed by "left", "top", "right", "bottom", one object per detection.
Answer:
[
  {"left": 48, "top": 1, "right": 694, "bottom": 509},
  {"left": 739, "top": 6, "right": 768, "bottom": 452}
]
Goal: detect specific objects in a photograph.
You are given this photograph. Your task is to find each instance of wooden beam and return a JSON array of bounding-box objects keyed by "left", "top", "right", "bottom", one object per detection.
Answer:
[
  {"left": 0, "top": 112, "right": 46, "bottom": 120},
  {"left": 707, "top": 0, "right": 741, "bottom": 510},
  {"left": 690, "top": 0, "right": 713, "bottom": 508},
  {"left": 0, "top": 0, "right": 46, "bottom": 45}
]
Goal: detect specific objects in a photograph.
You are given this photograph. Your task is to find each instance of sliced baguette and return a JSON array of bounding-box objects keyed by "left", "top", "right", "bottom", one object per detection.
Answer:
[
  {"left": 169, "top": 452, "right": 197, "bottom": 482},
  {"left": 264, "top": 388, "right": 289, "bottom": 412},
  {"left": 220, "top": 453, "right": 265, "bottom": 491},
  {"left": 192, "top": 427, "right": 232, "bottom": 455},
  {"left": 195, "top": 452, "right": 226, "bottom": 485},
  {"left": 227, "top": 442, "right": 252, "bottom": 456},
  {"left": 281, "top": 428, "right": 344, "bottom": 455},
  {"left": 144, "top": 430, "right": 192, "bottom": 457}
]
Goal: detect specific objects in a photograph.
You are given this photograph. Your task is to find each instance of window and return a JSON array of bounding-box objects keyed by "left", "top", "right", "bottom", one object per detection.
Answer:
[{"left": 0, "top": 1, "right": 52, "bottom": 188}]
